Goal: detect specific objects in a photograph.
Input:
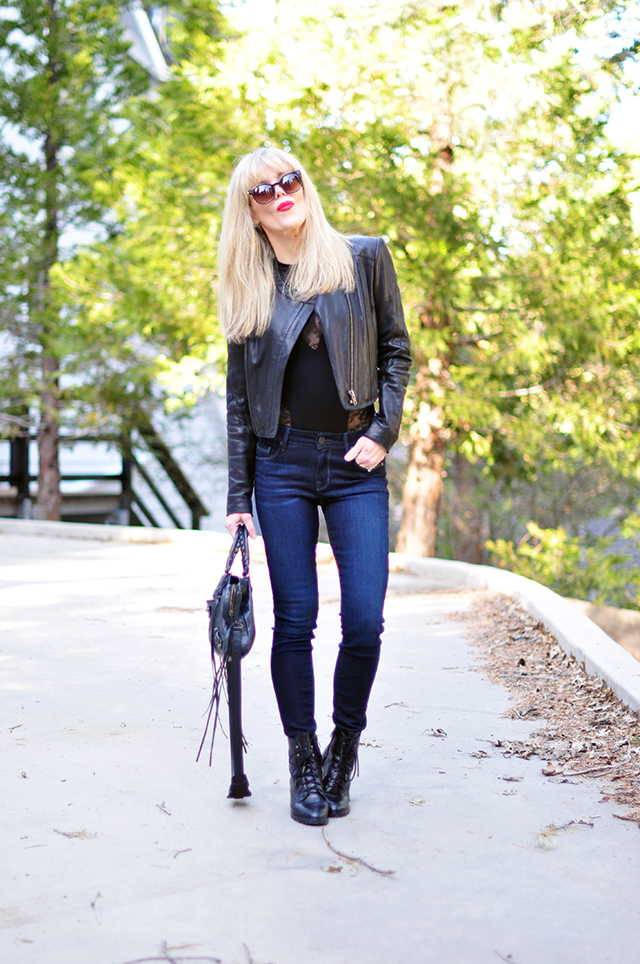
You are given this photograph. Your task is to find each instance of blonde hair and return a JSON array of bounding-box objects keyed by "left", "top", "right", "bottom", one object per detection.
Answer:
[{"left": 218, "top": 147, "right": 355, "bottom": 342}]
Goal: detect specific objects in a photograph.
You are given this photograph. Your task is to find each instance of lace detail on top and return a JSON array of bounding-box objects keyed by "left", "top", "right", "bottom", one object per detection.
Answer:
[
  {"left": 346, "top": 407, "right": 374, "bottom": 432},
  {"left": 300, "top": 313, "right": 322, "bottom": 351},
  {"left": 279, "top": 401, "right": 373, "bottom": 432}
]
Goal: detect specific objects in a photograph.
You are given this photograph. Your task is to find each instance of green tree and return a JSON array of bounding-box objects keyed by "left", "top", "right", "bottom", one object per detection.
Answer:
[
  {"left": 55, "top": 8, "right": 272, "bottom": 452},
  {"left": 0, "top": 0, "right": 254, "bottom": 520},
  {"left": 0, "top": 0, "right": 147, "bottom": 519},
  {"left": 215, "top": 0, "right": 640, "bottom": 556}
]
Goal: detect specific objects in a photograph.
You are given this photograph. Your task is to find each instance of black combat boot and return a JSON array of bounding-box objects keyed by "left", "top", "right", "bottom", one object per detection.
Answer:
[
  {"left": 321, "top": 727, "right": 361, "bottom": 818},
  {"left": 288, "top": 733, "right": 329, "bottom": 826}
]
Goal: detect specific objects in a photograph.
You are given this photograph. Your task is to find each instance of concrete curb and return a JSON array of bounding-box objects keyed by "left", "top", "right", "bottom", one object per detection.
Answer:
[
  {"left": 393, "top": 554, "right": 640, "bottom": 718},
  {"left": 2, "top": 517, "right": 639, "bottom": 717}
]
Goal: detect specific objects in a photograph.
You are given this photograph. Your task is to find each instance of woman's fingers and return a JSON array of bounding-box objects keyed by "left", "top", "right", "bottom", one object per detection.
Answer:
[
  {"left": 344, "top": 438, "right": 366, "bottom": 463},
  {"left": 244, "top": 516, "right": 258, "bottom": 539},
  {"left": 225, "top": 513, "right": 258, "bottom": 539},
  {"left": 344, "top": 437, "right": 386, "bottom": 471}
]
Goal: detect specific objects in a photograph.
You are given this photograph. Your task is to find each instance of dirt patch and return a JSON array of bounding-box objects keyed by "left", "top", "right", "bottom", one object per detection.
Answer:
[{"left": 455, "top": 591, "right": 640, "bottom": 827}]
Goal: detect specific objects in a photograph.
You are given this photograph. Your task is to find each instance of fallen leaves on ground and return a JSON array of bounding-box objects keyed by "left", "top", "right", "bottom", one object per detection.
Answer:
[{"left": 455, "top": 592, "right": 640, "bottom": 827}]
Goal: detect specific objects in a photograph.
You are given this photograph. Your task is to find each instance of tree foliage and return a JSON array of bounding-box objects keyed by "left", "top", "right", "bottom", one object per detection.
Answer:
[
  {"left": 487, "top": 520, "right": 640, "bottom": 608},
  {"left": 0, "top": 0, "right": 247, "bottom": 516},
  {"left": 51, "top": 0, "right": 267, "bottom": 422},
  {"left": 4, "top": 0, "right": 640, "bottom": 573},
  {"left": 0, "top": 0, "right": 148, "bottom": 516},
  {"left": 209, "top": 0, "right": 640, "bottom": 556}
]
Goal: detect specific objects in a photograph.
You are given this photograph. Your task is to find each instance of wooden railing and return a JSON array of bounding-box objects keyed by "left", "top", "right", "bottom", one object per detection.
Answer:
[{"left": 0, "top": 420, "right": 208, "bottom": 530}]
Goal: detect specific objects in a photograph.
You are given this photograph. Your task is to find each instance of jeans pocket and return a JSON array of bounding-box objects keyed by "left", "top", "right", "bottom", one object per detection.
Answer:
[
  {"left": 349, "top": 457, "right": 386, "bottom": 476},
  {"left": 256, "top": 438, "right": 281, "bottom": 461}
]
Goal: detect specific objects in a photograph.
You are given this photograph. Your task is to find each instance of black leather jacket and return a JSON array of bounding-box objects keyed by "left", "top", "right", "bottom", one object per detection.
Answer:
[{"left": 226, "top": 236, "right": 411, "bottom": 515}]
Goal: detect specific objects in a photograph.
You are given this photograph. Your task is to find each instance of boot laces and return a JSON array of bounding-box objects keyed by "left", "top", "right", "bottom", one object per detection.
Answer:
[
  {"left": 291, "top": 743, "right": 323, "bottom": 798},
  {"left": 325, "top": 734, "right": 359, "bottom": 794}
]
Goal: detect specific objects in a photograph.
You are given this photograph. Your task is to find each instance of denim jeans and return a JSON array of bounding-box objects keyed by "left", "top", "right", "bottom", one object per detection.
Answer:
[{"left": 254, "top": 426, "right": 389, "bottom": 737}]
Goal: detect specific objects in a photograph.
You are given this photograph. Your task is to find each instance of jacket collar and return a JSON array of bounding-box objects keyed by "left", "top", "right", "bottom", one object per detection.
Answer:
[{"left": 270, "top": 284, "right": 316, "bottom": 341}]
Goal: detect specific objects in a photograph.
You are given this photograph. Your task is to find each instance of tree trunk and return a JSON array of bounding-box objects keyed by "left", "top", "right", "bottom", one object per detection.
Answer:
[
  {"left": 394, "top": 130, "right": 458, "bottom": 558},
  {"left": 36, "top": 355, "right": 61, "bottom": 521},
  {"left": 35, "top": 8, "right": 61, "bottom": 521},
  {"left": 395, "top": 403, "right": 446, "bottom": 557}
]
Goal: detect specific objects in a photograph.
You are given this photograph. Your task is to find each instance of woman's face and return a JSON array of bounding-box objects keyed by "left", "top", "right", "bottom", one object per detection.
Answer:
[{"left": 248, "top": 165, "right": 308, "bottom": 243}]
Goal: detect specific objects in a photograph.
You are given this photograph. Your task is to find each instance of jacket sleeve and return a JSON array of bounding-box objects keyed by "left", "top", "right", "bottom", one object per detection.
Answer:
[
  {"left": 226, "top": 340, "right": 257, "bottom": 515},
  {"left": 365, "top": 238, "right": 412, "bottom": 452}
]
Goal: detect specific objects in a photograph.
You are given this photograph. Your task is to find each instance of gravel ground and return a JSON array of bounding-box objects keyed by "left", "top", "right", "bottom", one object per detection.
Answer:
[{"left": 456, "top": 591, "right": 640, "bottom": 831}]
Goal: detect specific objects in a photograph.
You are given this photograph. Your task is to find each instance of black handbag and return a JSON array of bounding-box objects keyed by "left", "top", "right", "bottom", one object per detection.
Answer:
[{"left": 197, "top": 524, "right": 255, "bottom": 799}]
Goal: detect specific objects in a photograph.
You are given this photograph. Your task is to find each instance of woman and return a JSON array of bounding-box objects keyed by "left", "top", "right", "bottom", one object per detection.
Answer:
[{"left": 219, "top": 147, "right": 411, "bottom": 826}]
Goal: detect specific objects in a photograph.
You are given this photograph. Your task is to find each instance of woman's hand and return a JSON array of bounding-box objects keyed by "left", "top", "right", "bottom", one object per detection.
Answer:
[
  {"left": 225, "top": 513, "right": 258, "bottom": 539},
  {"left": 344, "top": 437, "right": 387, "bottom": 472}
]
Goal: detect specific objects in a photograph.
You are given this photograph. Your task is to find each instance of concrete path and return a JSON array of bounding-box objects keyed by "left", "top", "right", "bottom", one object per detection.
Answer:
[{"left": 1, "top": 524, "right": 639, "bottom": 964}]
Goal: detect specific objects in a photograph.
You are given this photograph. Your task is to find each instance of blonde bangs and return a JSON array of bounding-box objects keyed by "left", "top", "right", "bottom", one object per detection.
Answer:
[
  {"left": 233, "top": 148, "right": 295, "bottom": 195},
  {"left": 218, "top": 148, "right": 355, "bottom": 343}
]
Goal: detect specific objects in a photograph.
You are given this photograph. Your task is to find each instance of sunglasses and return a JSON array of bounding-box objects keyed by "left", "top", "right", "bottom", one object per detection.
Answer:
[{"left": 247, "top": 170, "right": 302, "bottom": 205}]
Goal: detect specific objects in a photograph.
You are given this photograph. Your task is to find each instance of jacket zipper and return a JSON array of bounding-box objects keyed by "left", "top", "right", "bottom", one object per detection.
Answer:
[{"left": 347, "top": 294, "right": 357, "bottom": 406}]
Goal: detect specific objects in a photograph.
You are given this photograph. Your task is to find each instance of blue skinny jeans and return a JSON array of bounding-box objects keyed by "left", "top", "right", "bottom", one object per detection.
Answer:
[{"left": 254, "top": 426, "right": 389, "bottom": 737}]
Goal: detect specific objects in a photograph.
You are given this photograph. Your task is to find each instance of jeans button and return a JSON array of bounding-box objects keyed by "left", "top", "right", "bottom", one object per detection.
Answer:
[{"left": 318, "top": 436, "right": 325, "bottom": 445}]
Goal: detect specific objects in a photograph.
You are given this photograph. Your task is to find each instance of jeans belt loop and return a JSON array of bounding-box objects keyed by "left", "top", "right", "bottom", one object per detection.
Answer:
[{"left": 280, "top": 426, "right": 291, "bottom": 452}]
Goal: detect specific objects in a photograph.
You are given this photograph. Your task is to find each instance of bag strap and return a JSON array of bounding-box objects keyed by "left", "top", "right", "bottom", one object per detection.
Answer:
[{"left": 224, "top": 523, "right": 250, "bottom": 578}]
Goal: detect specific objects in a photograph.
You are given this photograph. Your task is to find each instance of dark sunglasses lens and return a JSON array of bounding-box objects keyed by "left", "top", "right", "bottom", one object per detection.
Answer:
[
  {"left": 252, "top": 183, "right": 275, "bottom": 204},
  {"left": 281, "top": 172, "right": 301, "bottom": 194}
]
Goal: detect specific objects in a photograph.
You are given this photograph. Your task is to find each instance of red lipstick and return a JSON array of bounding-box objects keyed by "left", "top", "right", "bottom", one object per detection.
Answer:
[{"left": 277, "top": 200, "right": 294, "bottom": 211}]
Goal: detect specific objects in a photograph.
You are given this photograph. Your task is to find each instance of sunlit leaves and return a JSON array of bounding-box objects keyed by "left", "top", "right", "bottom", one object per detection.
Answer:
[{"left": 487, "top": 520, "right": 640, "bottom": 607}]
